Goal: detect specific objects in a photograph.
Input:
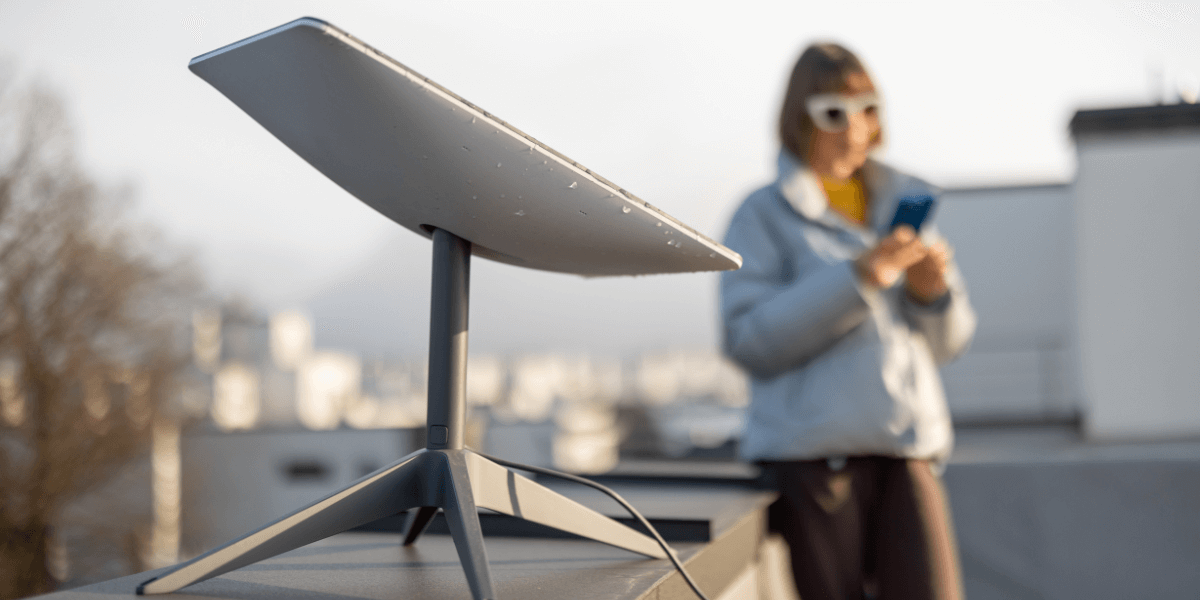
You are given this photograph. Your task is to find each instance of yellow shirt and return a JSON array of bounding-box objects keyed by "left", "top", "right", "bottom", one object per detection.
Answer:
[{"left": 821, "top": 175, "right": 868, "bottom": 227}]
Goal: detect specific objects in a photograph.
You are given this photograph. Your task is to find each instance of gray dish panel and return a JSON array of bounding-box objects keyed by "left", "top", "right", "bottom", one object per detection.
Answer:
[{"left": 189, "top": 17, "right": 741, "bottom": 276}]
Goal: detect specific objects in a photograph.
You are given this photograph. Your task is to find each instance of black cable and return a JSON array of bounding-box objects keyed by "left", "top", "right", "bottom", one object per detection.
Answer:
[{"left": 477, "top": 452, "right": 711, "bottom": 600}]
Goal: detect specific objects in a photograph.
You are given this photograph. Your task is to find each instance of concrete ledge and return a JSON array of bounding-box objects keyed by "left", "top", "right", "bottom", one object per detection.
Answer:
[{"left": 35, "top": 484, "right": 777, "bottom": 600}]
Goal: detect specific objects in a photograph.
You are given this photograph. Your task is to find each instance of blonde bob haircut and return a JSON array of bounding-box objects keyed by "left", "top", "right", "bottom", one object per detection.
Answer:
[{"left": 778, "top": 43, "right": 882, "bottom": 163}]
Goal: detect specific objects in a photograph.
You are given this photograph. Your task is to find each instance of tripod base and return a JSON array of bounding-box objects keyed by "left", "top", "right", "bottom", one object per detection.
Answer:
[{"left": 137, "top": 448, "right": 665, "bottom": 599}]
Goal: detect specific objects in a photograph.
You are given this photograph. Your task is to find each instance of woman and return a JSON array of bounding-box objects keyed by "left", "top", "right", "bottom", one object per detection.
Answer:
[{"left": 719, "top": 43, "right": 976, "bottom": 600}]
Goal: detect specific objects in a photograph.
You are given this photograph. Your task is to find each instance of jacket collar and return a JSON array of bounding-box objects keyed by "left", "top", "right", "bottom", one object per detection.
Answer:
[
  {"left": 775, "top": 149, "right": 925, "bottom": 237},
  {"left": 777, "top": 149, "right": 830, "bottom": 223}
]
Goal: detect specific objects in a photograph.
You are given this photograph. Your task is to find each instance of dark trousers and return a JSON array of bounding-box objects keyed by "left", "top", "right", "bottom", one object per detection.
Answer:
[{"left": 763, "top": 457, "right": 964, "bottom": 600}]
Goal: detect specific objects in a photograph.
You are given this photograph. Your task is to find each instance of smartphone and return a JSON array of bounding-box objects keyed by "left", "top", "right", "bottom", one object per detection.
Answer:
[{"left": 889, "top": 194, "right": 936, "bottom": 232}]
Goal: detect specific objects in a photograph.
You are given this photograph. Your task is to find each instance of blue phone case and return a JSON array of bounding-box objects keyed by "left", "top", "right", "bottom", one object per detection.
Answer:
[{"left": 889, "top": 195, "right": 936, "bottom": 231}]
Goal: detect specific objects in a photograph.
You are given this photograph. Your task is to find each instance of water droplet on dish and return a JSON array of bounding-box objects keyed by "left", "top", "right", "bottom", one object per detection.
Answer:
[
  {"left": 500, "top": 194, "right": 506, "bottom": 199},
  {"left": 497, "top": 162, "right": 502, "bottom": 168},
  {"left": 542, "top": 160, "right": 547, "bottom": 165},
  {"left": 515, "top": 210, "right": 525, "bottom": 216},
  {"left": 667, "top": 239, "right": 675, "bottom": 245},
  {"left": 675, "top": 241, "right": 682, "bottom": 247},
  {"left": 471, "top": 117, "right": 476, "bottom": 123},
  {"left": 568, "top": 182, "right": 578, "bottom": 189},
  {"left": 709, "top": 253, "right": 716, "bottom": 258},
  {"left": 622, "top": 206, "right": 631, "bottom": 214},
  {"left": 656, "top": 222, "right": 662, "bottom": 227},
  {"left": 472, "top": 196, "right": 477, "bottom": 200},
  {"left": 462, "top": 146, "right": 469, "bottom": 151}
]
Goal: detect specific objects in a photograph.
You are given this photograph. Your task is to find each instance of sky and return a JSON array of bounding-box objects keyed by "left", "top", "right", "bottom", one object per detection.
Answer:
[{"left": 1, "top": 1, "right": 1197, "bottom": 356}]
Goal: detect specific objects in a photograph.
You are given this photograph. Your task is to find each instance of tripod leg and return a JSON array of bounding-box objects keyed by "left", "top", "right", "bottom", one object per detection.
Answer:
[
  {"left": 440, "top": 452, "right": 499, "bottom": 600},
  {"left": 402, "top": 506, "right": 439, "bottom": 546},
  {"left": 138, "top": 449, "right": 429, "bottom": 594},
  {"left": 465, "top": 452, "right": 666, "bottom": 559}
]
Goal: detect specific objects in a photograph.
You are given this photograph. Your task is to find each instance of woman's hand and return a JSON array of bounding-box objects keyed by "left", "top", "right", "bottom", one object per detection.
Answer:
[
  {"left": 855, "top": 225, "right": 928, "bottom": 289},
  {"left": 904, "top": 241, "right": 951, "bottom": 304}
]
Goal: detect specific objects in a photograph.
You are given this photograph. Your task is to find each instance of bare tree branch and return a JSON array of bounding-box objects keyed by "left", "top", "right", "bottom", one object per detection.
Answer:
[{"left": 0, "top": 77, "right": 199, "bottom": 599}]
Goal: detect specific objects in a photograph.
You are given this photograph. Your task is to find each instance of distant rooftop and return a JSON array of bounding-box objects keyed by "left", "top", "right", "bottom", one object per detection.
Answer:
[{"left": 1071, "top": 103, "right": 1200, "bottom": 136}]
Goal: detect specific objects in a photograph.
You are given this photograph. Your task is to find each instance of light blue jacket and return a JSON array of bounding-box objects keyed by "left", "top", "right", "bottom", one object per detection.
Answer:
[{"left": 720, "top": 150, "right": 976, "bottom": 463}]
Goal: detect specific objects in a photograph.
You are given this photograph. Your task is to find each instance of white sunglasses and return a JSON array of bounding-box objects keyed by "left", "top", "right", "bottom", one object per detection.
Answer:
[{"left": 805, "top": 92, "right": 881, "bottom": 132}]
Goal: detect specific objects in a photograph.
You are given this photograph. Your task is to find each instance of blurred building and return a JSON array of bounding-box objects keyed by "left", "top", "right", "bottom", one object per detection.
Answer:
[
  {"left": 180, "top": 427, "right": 416, "bottom": 555},
  {"left": 1069, "top": 103, "right": 1200, "bottom": 440},
  {"left": 934, "top": 101, "right": 1200, "bottom": 442},
  {"left": 173, "top": 300, "right": 752, "bottom": 560},
  {"left": 936, "top": 183, "right": 1076, "bottom": 424}
]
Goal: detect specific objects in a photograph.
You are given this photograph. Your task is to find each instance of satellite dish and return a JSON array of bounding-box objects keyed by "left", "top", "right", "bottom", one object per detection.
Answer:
[
  {"left": 144, "top": 18, "right": 737, "bottom": 599},
  {"left": 188, "top": 17, "right": 740, "bottom": 276}
]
